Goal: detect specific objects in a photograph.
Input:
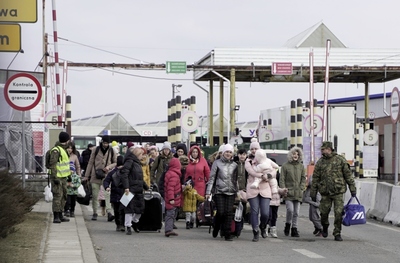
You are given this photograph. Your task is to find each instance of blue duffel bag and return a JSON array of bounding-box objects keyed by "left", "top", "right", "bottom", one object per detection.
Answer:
[{"left": 342, "top": 196, "right": 366, "bottom": 226}]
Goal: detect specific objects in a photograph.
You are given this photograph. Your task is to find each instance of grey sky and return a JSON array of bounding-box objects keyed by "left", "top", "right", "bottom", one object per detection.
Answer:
[{"left": 2, "top": 0, "right": 400, "bottom": 125}]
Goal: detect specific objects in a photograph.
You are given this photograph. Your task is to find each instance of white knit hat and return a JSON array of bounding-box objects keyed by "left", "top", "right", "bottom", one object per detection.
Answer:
[
  {"left": 250, "top": 138, "right": 260, "bottom": 150},
  {"left": 218, "top": 144, "right": 225, "bottom": 153},
  {"left": 162, "top": 141, "right": 171, "bottom": 150},
  {"left": 223, "top": 144, "right": 234, "bottom": 154}
]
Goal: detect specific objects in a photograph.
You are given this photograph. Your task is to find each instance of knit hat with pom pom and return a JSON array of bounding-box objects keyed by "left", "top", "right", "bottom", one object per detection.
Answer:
[{"left": 250, "top": 138, "right": 260, "bottom": 150}]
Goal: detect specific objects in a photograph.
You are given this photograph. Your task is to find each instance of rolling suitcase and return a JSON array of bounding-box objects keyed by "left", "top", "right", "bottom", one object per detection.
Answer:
[{"left": 137, "top": 190, "right": 163, "bottom": 232}]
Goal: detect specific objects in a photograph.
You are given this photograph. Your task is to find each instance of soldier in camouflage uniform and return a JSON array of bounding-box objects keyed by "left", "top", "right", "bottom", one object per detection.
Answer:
[
  {"left": 48, "top": 131, "right": 72, "bottom": 223},
  {"left": 310, "top": 141, "right": 356, "bottom": 241}
]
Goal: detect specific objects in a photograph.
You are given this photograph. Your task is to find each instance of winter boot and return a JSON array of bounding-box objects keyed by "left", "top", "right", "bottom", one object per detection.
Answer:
[
  {"left": 59, "top": 212, "right": 70, "bottom": 222},
  {"left": 91, "top": 213, "right": 98, "bottom": 221},
  {"left": 334, "top": 234, "right": 343, "bottom": 241},
  {"left": 291, "top": 227, "right": 300, "bottom": 237},
  {"left": 64, "top": 210, "right": 70, "bottom": 217},
  {"left": 260, "top": 223, "right": 268, "bottom": 238},
  {"left": 267, "top": 224, "right": 271, "bottom": 234},
  {"left": 70, "top": 211, "right": 75, "bottom": 218},
  {"left": 189, "top": 221, "right": 194, "bottom": 228},
  {"left": 126, "top": 227, "right": 132, "bottom": 235},
  {"left": 186, "top": 222, "right": 190, "bottom": 229},
  {"left": 53, "top": 212, "right": 61, "bottom": 223},
  {"left": 322, "top": 225, "right": 329, "bottom": 238},
  {"left": 313, "top": 227, "right": 319, "bottom": 235},
  {"left": 270, "top": 226, "right": 278, "bottom": 238},
  {"left": 107, "top": 212, "right": 115, "bottom": 222},
  {"left": 132, "top": 222, "right": 140, "bottom": 233},
  {"left": 252, "top": 230, "right": 259, "bottom": 242},
  {"left": 284, "top": 223, "right": 291, "bottom": 236}
]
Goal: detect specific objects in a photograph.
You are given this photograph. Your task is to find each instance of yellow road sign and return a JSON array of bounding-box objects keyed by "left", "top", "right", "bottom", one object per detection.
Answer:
[
  {"left": 0, "top": 0, "right": 37, "bottom": 23},
  {"left": 0, "top": 24, "right": 21, "bottom": 52}
]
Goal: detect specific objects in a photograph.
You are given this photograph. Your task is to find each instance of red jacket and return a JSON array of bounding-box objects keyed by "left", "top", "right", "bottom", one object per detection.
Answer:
[
  {"left": 164, "top": 158, "right": 182, "bottom": 210},
  {"left": 184, "top": 145, "right": 210, "bottom": 196}
]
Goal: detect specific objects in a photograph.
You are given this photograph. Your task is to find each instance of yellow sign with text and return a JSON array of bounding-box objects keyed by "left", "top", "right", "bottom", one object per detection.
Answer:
[
  {"left": 0, "top": 24, "right": 21, "bottom": 52},
  {"left": 0, "top": 0, "right": 37, "bottom": 23}
]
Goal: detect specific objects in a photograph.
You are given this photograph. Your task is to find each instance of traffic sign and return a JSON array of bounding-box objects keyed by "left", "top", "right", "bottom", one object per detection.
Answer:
[
  {"left": 44, "top": 110, "right": 59, "bottom": 129},
  {"left": 363, "top": 129, "right": 378, "bottom": 145},
  {"left": 304, "top": 114, "right": 323, "bottom": 134},
  {"left": 166, "top": 61, "right": 186, "bottom": 74},
  {"left": 4, "top": 73, "right": 42, "bottom": 111},
  {"left": 0, "top": 0, "right": 38, "bottom": 23},
  {"left": 272, "top": 62, "right": 293, "bottom": 75},
  {"left": 229, "top": 135, "right": 243, "bottom": 145},
  {"left": 390, "top": 87, "right": 400, "bottom": 124},
  {"left": 259, "top": 129, "right": 274, "bottom": 143},
  {"left": 0, "top": 24, "right": 21, "bottom": 52},
  {"left": 181, "top": 111, "right": 199, "bottom": 132}
]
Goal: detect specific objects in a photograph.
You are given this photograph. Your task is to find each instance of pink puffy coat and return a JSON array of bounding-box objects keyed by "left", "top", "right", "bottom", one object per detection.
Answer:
[
  {"left": 164, "top": 158, "right": 182, "bottom": 210},
  {"left": 244, "top": 158, "right": 275, "bottom": 200}
]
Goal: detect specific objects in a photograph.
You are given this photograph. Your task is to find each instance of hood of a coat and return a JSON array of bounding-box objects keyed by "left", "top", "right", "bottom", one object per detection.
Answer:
[
  {"left": 287, "top": 146, "right": 304, "bottom": 163},
  {"left": 168, "top": 157, "right": 181, "bottom": 173}
]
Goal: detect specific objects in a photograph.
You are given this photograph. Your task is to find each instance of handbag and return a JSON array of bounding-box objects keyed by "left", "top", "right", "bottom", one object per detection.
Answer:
[
  {"left": 342, "top": 196, "right": 366, "bottom": 226},
  {"left": 95, "top": 169, "right": 106, "bottom": 180},
  {"left": 77, "top": 184, "right": 86, "bottom": 198},
  {"left": 234, "top": 202, "right": 243, "bottom": 222}
]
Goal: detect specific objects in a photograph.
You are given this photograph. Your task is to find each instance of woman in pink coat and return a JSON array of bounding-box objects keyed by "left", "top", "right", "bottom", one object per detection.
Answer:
[
  {"left": 184, "top": 145, "right": 210, "bottom": 197},
  {"left": 245, "top": 138, "right": 272, "bottom": 242},
  {"left": 164, "top": 158, "right": 182, "bottom": 237}
]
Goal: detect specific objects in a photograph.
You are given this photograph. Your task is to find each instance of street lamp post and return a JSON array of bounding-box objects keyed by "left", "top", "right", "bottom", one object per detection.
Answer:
[{"left": 172, "top": 84, "right": 182, "bottom": 99}]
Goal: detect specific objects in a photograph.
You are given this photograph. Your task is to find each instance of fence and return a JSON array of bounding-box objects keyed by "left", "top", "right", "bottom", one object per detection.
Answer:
[{"left": 0, "top": 121, "right": 52, "bottom": 178}]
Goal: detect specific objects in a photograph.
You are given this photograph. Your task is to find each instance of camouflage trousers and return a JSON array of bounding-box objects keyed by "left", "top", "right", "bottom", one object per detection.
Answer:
[
  {"left": 51, "top": 177, "right": 68, "bottom": 213},
  {"left": 319, "top": 194, "right": 344, "bottom": 237}
]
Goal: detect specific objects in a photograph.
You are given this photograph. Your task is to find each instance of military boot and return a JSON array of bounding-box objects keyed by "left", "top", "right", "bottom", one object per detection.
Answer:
[
  {"left": 53, "top": 212, "right": 61, "bottom": 223},
  {"left": 59, "top": 212, "right": 70, "bottom": 222},
  {"left": 322, "top": 225, "right": 329, "bottom": 238}
]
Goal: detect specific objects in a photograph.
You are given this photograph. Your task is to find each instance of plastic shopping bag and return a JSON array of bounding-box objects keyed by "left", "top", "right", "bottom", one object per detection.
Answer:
[
  {"left": 44, "top": 184, "right": 53, "bottom": 202},
  {"left": 77, "top": 184, "right": 86, "bottom": 198}
]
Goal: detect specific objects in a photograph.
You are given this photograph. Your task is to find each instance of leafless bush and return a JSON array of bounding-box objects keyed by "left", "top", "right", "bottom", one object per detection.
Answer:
[{"left": 0, "top": 168, "right": 39, "bottom": 238}]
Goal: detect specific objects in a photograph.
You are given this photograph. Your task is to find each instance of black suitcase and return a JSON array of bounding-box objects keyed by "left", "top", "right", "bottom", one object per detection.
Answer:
[{"left": 137, "top": 190, "right": 163, "bottom": 232}]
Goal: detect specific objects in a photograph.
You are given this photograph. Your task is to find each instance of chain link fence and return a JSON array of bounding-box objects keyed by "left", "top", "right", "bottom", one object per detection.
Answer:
[{"left": 0, "top": 121, "right": 52, "bottom": 179}]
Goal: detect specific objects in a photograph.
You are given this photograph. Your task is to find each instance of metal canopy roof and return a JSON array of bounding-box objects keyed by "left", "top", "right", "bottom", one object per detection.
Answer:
[{"left": 193, "top": 47, "right": 400, "bottom": 84}]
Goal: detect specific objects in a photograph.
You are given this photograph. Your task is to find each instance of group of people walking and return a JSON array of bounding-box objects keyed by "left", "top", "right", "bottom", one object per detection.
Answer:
[{"left": 49, "top": 131, "right": 356, "bottom": 242}]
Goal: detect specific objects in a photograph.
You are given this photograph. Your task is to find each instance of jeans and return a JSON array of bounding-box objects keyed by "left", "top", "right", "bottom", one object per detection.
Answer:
[
  {"left": 91, "top": 182, "right": 100, "bottom": 214},
  {"left": 248, "top": 194, "right": 270, "bottom": 231},
  {"left": 285, "top": 200, "right": 300, "bottom": 227}
]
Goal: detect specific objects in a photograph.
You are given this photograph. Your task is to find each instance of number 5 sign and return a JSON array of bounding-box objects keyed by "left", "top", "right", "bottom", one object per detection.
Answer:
[{"left": 181, "top": 111, "right": 199, "bottom": 133}]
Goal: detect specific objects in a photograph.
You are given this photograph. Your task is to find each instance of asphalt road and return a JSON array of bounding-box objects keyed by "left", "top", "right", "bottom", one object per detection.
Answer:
[{"left": 82, "top": 203, "right": 400, "bottom": 263}]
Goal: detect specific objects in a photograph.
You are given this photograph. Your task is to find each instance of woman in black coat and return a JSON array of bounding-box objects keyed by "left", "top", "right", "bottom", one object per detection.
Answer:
[{"left": 121, "top": 147, "right": 149, "bottom": 235}]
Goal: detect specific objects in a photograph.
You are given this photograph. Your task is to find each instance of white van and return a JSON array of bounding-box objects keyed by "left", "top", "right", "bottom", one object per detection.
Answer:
[{"left": 264, "top": 149, "right": 289, "bottom": 169}]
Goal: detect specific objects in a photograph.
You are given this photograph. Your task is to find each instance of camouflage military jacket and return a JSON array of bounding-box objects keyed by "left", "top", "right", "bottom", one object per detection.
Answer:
[{"left": 310, "top": 152, "right": 356, "bottom": 197}]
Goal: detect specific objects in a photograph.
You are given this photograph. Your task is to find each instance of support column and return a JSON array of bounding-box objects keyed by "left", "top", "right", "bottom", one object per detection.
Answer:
[
  {"left": 168, "top": 100, "right": 172, "bottom": 142},
  {"left": 296, "top": 99, "right": 303, "bottom": 149},
  {"left": 176, "top": 96, "right": 182, "bottom": 144},
  {"left": 190, "top": 96, "right": 196, "bottom": 145},
  {"left": 290, "top": 100, "right": 296, "bottom": 149},
  {"left": 219, "top": 79, "right": 224, "bottom": 145},
  {"left": 66, "top": 95, "right": 71, "bottom": 136},
  {"left": 209, "top": 80, "right": 214, "bottom": 146},
  {"left": 230, "top": 68, "right": 236, "bottom": 141},
  {"left": 171, "top": 98, "right": 176, "bottom": 143}
]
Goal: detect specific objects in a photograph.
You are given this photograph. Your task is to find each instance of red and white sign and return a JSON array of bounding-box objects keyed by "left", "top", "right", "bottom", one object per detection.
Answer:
[
  {"left": 4, "top": 73, "right": 42, "bottom": 111},
  {"left": 390, "top": 87, "right": 400, "bottom": 124},
  {"left": 272, "top": 62, "right": 293, "bottom": 75},
  {"left": 142, "top": 130, "right": 153, "bottom": 136}
]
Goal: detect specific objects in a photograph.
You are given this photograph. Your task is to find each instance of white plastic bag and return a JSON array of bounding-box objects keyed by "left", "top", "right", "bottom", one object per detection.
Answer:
[
  {"left": 77, "top": 184, "right": 86, "bottom": 198},
  {"left": 234, "top": 202, "right": 243, "bottom": 222},
  {"left": 44, "top": 184, "right": 53, "bottom": 202}
]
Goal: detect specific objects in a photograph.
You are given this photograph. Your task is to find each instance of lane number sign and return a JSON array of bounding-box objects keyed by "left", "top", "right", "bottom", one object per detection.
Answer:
[{"left": 181, "top": 111, "right": 199, "bottom": 132}]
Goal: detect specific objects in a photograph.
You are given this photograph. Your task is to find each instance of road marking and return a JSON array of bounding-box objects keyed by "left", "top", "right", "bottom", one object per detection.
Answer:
[
  {"left": 366, "top": 221, "right": 400, "bottom": 232},
  {"left": 293, "top": 249, "right": 325, "bottom": 259}
]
